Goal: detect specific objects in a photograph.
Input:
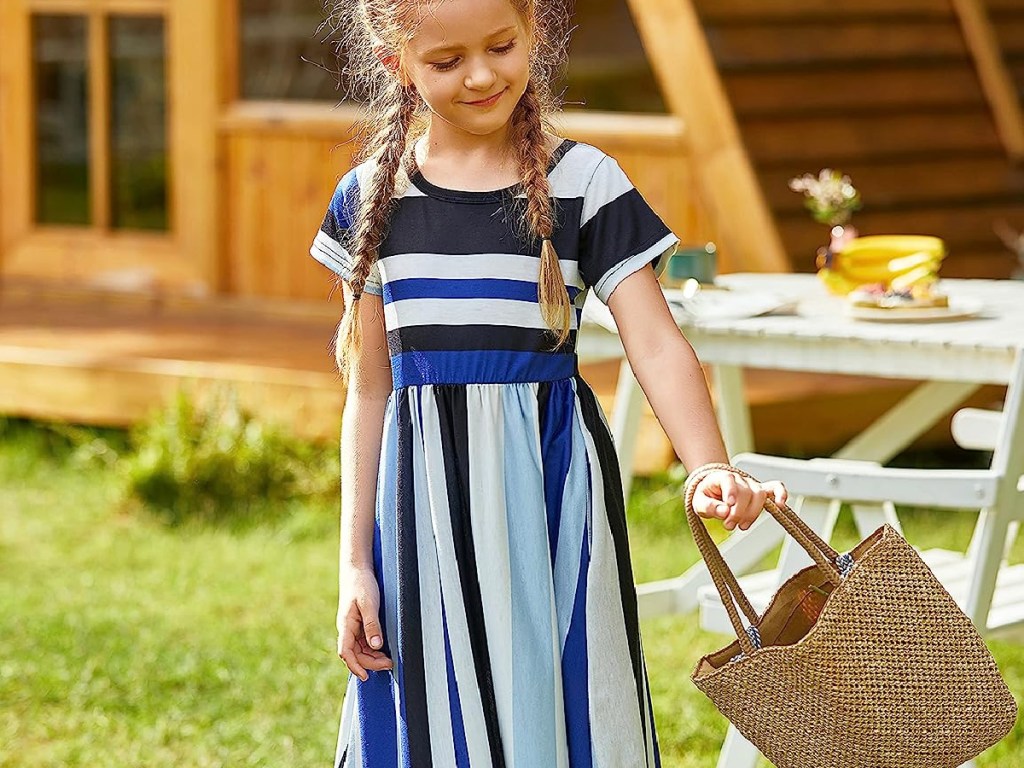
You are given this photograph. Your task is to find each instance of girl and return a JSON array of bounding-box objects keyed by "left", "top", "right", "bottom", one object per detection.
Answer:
[{"left": 311, "top": 0, "right": 787, "bottom": 765}]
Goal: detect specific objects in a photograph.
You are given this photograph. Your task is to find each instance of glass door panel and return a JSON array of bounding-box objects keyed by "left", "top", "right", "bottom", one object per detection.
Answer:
[
  {"left": 109, "top": 15, "right": 168, "bottom": 231},
  {"left": 33, "top": 14, "right": 91, "bottom": 225}
]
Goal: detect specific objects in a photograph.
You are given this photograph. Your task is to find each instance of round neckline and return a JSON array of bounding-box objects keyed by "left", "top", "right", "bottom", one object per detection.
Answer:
[{"left": 406, "top": 139, "right": 575, "bottom": 204}]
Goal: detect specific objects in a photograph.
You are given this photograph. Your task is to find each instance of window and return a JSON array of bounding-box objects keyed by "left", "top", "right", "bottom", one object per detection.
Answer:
[
  {"left": 239, "top": 0, "right": 346, "bottom": 101},
  {"left": 31, "top": 12, "right": 169, "bottom": 231},
  {"left": 236, "top": 0, "right": 666, "bottom": 113}
]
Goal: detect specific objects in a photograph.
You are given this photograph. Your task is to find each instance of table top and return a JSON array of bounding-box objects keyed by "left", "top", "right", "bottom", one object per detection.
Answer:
[{"left": 580, "top": 274, "right": 1024, "bottom": 384}]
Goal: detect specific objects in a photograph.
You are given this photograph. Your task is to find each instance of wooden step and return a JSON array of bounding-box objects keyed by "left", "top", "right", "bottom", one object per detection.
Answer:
[
  {"left": 744, "top": 110, "right": 1001, "bottom": 165},
  {"left": 707, "top": 20, "right": 968, "bottom": 70},
  {"left": 764, "top": 156, "right": 1024, "bottom": 212},
  {"left": 725, "top": 63, "right": 986, "bottom": 118}
]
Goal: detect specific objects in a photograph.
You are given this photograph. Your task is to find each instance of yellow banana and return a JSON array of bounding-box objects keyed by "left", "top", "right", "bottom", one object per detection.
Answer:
[{"left": 818, "top": 235, "right": 946, "bottom": 294}]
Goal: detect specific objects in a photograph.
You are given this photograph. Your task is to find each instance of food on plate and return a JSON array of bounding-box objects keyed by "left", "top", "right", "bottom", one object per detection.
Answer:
[{"left": 848, "top": 283, "right": 950, "bottom": 310}]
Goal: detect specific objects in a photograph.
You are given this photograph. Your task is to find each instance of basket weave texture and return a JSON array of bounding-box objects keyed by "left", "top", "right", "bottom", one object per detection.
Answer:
[{"left": 686, "top": 464, "right": 1018, "bottom": 768}]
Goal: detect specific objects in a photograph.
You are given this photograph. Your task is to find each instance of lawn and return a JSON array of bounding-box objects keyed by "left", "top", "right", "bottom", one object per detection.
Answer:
[{"left": 1, "top": 418, "right": 1021, "bottom": 767}]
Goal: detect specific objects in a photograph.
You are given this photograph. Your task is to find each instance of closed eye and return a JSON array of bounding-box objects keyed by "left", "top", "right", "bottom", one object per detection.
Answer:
[{"left": 429, "top": 39, "right": 518, "bottom": 72}]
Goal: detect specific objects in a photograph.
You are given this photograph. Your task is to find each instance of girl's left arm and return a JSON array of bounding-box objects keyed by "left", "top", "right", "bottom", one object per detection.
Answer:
[{"left": 605, "top": 264, "right": 785, "bottom": 530}]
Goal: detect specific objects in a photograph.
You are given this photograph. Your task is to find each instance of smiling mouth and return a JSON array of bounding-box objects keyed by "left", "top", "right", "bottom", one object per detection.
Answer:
[{"left": 465, "top": 88, "right": 507, "bottom": 107}]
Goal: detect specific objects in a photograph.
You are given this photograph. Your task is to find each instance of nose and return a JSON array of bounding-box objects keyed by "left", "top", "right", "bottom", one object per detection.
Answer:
[{"left": 464, "top": 57, "right": 497, "bottom": 92}]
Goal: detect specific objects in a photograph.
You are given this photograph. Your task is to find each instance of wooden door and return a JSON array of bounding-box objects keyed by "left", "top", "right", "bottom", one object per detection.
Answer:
[{"left": 0, "top": 0, "right": 218, "bottom": 295}]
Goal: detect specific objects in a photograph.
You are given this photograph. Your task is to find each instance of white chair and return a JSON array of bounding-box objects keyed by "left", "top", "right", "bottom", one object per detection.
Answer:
[{"left": 696, "top": 387, "right": 1024, "bottom": 768}]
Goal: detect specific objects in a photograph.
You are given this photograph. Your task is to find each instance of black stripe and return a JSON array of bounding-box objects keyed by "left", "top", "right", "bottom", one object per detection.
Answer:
[
  {"left": 336, "top": 745, "right": 347, "bottom": 768},
  {"left": 381, "top": 196, "right": 585, "bottom": 257},
  {"left": 575, "top": 374, "right": 649, "bottom": 750},
  {"left": 395, "top": 394, "right": 433, "bottom": 766},
  {"left": 579, "top": 189, "right": 672, "bottom": 290},
  {"left": 388, "top": 325, "right": 578, "bottom": 355},
  {"left": 435, "top": 386, "right": 508, "bottom": 768}
]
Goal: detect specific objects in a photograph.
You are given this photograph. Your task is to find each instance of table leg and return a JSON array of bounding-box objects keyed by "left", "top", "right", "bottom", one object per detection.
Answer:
[
  {"left": 833, "top": 381, "right": 980, "bottom": 462},
  {"left": 611, "top": 358, "right": 645, "bottom": 504},
  {"left": 711, "top": 364, "right": 754, "bottom": 457}
]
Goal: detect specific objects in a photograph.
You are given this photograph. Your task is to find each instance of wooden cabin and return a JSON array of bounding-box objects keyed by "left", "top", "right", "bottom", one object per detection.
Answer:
[{"left": 0, "top": 0, "right": 1021, "bottom": 467}]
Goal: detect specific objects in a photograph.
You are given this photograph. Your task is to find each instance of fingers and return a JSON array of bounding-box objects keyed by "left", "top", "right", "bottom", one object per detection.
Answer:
[
  {"left": 691, "top": 472, "right": 790, "bottom": 533},
  {"left": 338, "top": 622, "right": 369, "bottom": 681},
  {"left": 764, "top": 480, "right": 789, "bottom": 507},
  {"left": 338, "top": 606, "right": 393, "bottom": 682}
]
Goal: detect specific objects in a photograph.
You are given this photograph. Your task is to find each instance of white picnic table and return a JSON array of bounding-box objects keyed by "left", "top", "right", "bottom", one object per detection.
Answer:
[{"left": 578, "top": 273, "right": 1024, "bottom": 768}]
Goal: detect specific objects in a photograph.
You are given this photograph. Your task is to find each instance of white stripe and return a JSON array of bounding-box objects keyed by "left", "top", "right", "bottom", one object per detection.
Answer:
[
  {"left": 593, "top": 231, "right": 679, "bottom": 305},
  {"left": 335, "top": 677, "right": 357, "bottom": 768},
  {"left": 410, "top": 392, "right": 457, "bottom": 766},
  {"left": 580, "top": 156, "right": 636, "bottom": 228},
  {"left": 384, "top": 297, "right": 579, "bottom": 331},
  {"left": 467, "top": 385, "right": 515, "bottom": 766},
  {"left": 547, "top": 143, "right": 606, "bottom": 200},
  {"left": 554, "top": 385, "right": 591, "bottom": 648},
  {"left": 418, "top": 388, "right": 495, "bottom": 766},
  {"left": 574, "top": 395, "right": 647, "bottom": 766},
  {"left": 378, "top": 251, "right": 584, "bottom": 289},
  {"left": 311, "top": 230, "right": 384, "bottom": 294}
]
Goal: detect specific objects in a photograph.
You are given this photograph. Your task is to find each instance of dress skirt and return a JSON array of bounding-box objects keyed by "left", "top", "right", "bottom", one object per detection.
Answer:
[{"left": 334, "top": 375, "right": 661, "bottom": 768}]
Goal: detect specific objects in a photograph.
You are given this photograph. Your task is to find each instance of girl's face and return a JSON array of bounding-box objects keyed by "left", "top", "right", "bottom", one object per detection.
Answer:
[{"left": 400, "top": 0, "right": 533, "bottom": 140}]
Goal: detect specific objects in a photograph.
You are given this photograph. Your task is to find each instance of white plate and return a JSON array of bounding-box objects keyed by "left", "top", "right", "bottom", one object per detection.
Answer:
[
  {"left": 846, "top": 297, "right": 984, "bottom": 323},
  {"left": 663, "top": 287, "right": 796, "bottom": 321}
]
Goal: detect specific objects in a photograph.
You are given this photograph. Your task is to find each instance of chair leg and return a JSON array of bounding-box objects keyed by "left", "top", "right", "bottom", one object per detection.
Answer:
[
  {"left": 963, "top": 506, "right": 1013, "bottom": 633},
  {"left": 850, "top": 501, "right": 903, "bottom": 539},
  {"left": 716, "top": 724, "right": 761, "bottom": 768}
]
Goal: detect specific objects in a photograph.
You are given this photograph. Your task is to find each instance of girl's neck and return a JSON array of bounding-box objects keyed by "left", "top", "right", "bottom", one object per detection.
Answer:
[
  {"left": 417, "top": 121, "right": 515, "bottom": 169},
  {"left": 412, "top": 121, "right": 562, "bottom": 192}
]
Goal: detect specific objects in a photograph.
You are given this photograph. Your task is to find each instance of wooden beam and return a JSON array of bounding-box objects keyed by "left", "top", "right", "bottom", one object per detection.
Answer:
[
  {"left": 951, "top": 0, "right": 1024, "bottom": 161},
  {"left": 88, "top": 9, "right": 111, "bottom": 229},
  {"left": 0, "top": 0, "right": 33, "bottom": 267},
  {"left": 170, "top": 0, "right": 220, "bottom": 293},
  {"left": 625, "top": 0, "right": 789, "bottom": 273}
]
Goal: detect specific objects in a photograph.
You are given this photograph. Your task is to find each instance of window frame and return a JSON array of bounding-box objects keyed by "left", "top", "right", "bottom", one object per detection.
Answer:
[{"left": 0, "top": 0, "right": 219, "bottom": 294}]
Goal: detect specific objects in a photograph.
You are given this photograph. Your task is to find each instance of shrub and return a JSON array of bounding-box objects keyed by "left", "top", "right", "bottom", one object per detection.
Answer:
[{"left": 119, "top": 386, "right": 337, "bottom": 526}]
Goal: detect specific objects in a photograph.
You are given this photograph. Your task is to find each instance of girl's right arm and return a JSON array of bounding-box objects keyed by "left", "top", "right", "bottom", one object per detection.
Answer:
[{"left": 337, "top": 282, "right": 394, "bottom": 681}]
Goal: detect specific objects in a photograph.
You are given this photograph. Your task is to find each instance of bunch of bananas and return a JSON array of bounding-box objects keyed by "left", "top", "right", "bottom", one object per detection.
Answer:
[{"left": 817, "top": 235, "right": 946, "bottom": 295}]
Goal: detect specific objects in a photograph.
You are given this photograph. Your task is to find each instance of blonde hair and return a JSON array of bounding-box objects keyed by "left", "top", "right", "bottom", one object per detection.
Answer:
[{"left": 324, "top": 0, "right": 574, "bottom": 381}]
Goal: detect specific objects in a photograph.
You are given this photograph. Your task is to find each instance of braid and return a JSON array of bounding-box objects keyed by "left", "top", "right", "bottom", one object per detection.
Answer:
[
  {"left": 513, "top": 80, "right": 572, "bottom": 350},
  {"left": 334, "top": 79, "right": 417, "bottom": 379}
]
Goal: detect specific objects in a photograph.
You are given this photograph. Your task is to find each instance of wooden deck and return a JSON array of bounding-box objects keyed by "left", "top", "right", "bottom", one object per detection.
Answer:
[{"left": 0, "top": 283, "right": 1003, "bottom": 475}]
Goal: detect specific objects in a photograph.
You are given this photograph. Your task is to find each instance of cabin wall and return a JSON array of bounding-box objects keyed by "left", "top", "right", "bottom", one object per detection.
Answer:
[{"left": 219, "top": 104, "right": 713, "bottom": 302}]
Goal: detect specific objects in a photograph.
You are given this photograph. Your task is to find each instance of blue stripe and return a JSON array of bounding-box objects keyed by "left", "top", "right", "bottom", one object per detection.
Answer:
[
  {"left": 441, "top": 592, "right": 471, "bottom": 768},
  {"left": 356, "top": 671, "right": 398, "bottom": 767},
  {"left": 392, "top": 350, "right": 574, "bottom": 388},
  {"left": 384, "top": 278, "right": 584, "bottom": 305},
  {"left": 503, "top": 385, "right": 558, "bottom": 767},
  {"left": 347, "top": 395, "right": 399, "bottom": 767},
  {"left": 563, "top": 458, "right": 594, "bottom": 768},
  {"left": 540, "top": 380, "right": 573, "bottom": 566}
]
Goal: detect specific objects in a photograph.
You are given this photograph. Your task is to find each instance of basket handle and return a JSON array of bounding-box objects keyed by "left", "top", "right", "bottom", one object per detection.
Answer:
[{"left": 684, "top": 463, "right": 845, "bottom": 656}]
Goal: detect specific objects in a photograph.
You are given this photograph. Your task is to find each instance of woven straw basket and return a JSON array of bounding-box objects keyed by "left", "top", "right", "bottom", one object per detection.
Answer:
[{"left": 685, "top": 464, "right": 1018, "bottom": 768}]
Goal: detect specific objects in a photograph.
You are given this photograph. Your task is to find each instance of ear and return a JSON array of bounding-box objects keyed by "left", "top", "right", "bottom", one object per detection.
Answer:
[{"left": 373, "top": 46, "right": 413, "bottom": 88}]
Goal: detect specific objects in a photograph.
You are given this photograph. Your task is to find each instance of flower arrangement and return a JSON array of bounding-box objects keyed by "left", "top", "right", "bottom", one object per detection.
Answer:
[{"left": 789, "top": 168, "right": 862, "bottom": 227}]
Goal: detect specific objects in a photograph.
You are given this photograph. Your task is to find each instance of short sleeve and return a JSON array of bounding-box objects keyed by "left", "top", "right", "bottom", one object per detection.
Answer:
[
  {"left": 309, "top": 167, "right": 384, "bottom": 296},
  {"left": 578, "top": 155, "right": 680, "bottom": 304}
]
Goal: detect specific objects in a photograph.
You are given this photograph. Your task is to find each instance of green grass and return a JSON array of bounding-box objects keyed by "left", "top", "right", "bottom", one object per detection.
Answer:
[{"left": 1, "top": 419, "right": 1021, "bottom": 767}]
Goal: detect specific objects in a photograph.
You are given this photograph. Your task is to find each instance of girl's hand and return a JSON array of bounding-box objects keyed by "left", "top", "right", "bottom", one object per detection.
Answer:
[
  {"left": 337, "top": 566, "right": 393, "bottom": 682},
  {"left": 691, "top": 470, "right": 788, "bottom": 532}
]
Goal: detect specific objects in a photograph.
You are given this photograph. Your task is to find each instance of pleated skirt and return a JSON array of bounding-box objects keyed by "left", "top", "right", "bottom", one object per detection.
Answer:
[{"left": 335, "top": 374, "right": 661, "bottom": 768}]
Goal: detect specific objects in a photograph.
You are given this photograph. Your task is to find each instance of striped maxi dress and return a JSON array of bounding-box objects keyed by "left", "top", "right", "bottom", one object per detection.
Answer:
[{"left": 310, "top": 138, "right": 680, "bottom": 768}]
